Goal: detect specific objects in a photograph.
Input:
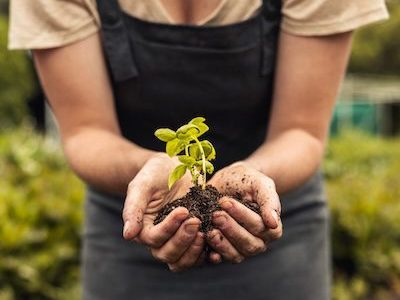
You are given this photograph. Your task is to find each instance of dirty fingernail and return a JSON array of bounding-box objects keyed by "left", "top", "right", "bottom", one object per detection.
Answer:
[
  {"left": 271, "top": 209, "right": 280, "bottom": 228},
  {"left": 212, "top": 233, "right": 223, "bottom": 242},
  {"left": 213, "top": 215, "right": 226, "bottom": 226},
  {"left": 220, "top": 200, "right": 233, "bottom": 210},
  {"left": 177, "top": 213, "right": 189, "bottom": 221},
  {"left": 185, "top": 224, "right": 199, "bottom": 234},
  {"left": 123, "top": 221, "right": 131, "bottom": 237}
]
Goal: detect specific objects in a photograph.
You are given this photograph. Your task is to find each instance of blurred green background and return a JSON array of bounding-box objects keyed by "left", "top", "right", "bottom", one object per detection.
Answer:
[{"left": 1, "top": 1, "right": 400, "bottom": 299}]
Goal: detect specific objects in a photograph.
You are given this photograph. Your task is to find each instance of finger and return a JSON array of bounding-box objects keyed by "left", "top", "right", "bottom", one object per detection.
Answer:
[
  {"left": 151, "top": 218, "right": 200, "bottom": 264},
  {"left": 213, "top": 211, "right": 267, "bottom": 257},
  {"left": 208, "top": 251, "right": 222, "bottom": 264},
  {"left": 168, "top": 232, "right": 205, "bottom": 272},
  {"left": 266, "top": 216, "right": 283, "bottom": 242},
  {"left": 122, "top": 179, "right": 152, "bottom": 240},
  {"left": 254, "top": 177, "right": 281, "bottom": 229},
  {"left": 207, "top": 229, "right": 244, "bottom": 264},
  {"left": 219, "top": 197, "right": 266, "bottom": 238},
  {"left": 139, "top": 207, "right": 189, "bottom": 247}
]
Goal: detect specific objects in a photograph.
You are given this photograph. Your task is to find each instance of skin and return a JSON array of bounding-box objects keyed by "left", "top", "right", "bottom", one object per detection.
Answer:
[
  {"left": 33, "top": 15, "right": 353, "bottom": 270},
  {"left": 122, "top": 153, "right": 207, "bottom": 271},
  {"left": 160, "top": 0, "right": 222, "bottom": 25}
]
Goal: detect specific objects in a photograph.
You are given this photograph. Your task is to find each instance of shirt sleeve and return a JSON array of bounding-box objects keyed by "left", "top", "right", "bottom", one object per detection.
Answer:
[
  {"left": 8, "top": 0, "right": 100, "bottom": 50},
  {"left": 281, "top": 0, "right": 389, "bottom": 36}
]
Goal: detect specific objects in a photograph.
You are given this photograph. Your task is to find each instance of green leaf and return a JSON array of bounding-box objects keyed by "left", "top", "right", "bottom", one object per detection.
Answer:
[
  {"left": 189, "top": 117, "right": 206, "bottom": 125},
  {"left": 178, "top": 156, "right": 196, "bottom": 166},
  {"left": 166, "top": 139, "right": 185, "bottom": 157},
  {"left": 189, "top": 117, "right": 209, "bottom": 136},
  {"left": 197, "top": 123, "right": 209, "bottom": 137},
  {"left": 176, "top": 124, "right": 200, "bottom": 139},
  {"left": 154, "top": 128, "right": 176, "bottom": 142},
  {"left": 201, "top": 140, "right": 216, "bottom": 160},
  {"left": 168, "top": 164, "right": 187, "bottom": 189},
  {"left": 205, "top": 161, "right": 214, "bottom": 174},
  {"left": 189, "top": 144, "right": 201, "bottom": 160}
]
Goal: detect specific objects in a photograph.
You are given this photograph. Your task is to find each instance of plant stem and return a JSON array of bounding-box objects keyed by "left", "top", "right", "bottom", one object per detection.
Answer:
[
  {"left": 185, "top": 144, "right": 199, "bottom": 186},
  {"left": 185, "top": 145, "right": 189, "bottom": 156},
  {"left": 192, "top": 136, "right": 207, "bottom": 190}
]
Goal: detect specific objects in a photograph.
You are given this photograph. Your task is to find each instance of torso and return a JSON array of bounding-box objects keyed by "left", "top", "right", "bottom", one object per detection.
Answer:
[{"left": 82, "top": 2, "right": 330, "bottom": 299}]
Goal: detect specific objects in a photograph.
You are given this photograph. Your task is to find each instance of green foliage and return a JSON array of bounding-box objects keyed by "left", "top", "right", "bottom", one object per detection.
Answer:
[
  {"left": 349, "top": 1, "right": 400, "bottom": 75},
  {"left": 0, "top": 0, "right": 8, "bottom": 16},
  {"left": 325, "top": 130, "right": 400, "bottom": 300},
  {"left": 155, "top": 117, "right": 216, "bottom": 189},
  {"left": 0, "top": 16, "right": 35, "bottom": 129},
  {"left": 0, "top": 127, "right": 84, "bottom": 300}
]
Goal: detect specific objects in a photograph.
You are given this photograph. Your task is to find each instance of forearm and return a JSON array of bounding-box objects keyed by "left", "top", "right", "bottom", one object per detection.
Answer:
[
  {"left": 32, "top": 34, "right": 158, "bottom": 194},
  {"left": 245, "top": 129, "right": 324, "bottom": 194},
  {"left": 63, "top": 127, "right": 155, "bottom": 194}
]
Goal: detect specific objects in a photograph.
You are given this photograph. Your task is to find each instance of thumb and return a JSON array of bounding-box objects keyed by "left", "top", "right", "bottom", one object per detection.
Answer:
[{"left": 122, "top": 180, "right": 150, "bottom": 240}]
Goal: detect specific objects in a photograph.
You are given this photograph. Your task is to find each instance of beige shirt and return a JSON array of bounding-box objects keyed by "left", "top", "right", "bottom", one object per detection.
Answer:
[{"left": 8, "top": 0, "right": 388, "bottom": 49}]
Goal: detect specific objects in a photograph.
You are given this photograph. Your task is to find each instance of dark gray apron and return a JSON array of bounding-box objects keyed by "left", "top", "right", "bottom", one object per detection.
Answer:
[{"left": 83, "top": 1, "right": 331, "bottom": 299}]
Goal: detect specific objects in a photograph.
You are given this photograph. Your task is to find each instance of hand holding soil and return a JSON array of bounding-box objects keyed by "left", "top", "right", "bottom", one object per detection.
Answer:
[
  {"left": 206, "top": 162, "right": 282, "bottom": 263},
  {"left": 122, "top": 153, "right": 206, "bottom": 272}
]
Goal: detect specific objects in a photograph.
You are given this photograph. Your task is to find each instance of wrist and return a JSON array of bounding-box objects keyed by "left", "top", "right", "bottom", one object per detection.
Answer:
[{"left": 240, "top": 158, "right": 263, "bottom": 173}]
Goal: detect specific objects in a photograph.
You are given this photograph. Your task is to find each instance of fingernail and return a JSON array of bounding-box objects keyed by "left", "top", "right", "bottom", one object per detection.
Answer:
[
  {"left": 177, "top": 213, "right": 189, "bottom": 221},
  {"left": 220, "top": 200, "right": 233, "bottom": 210},
  {"left": 185, "top": 224, "right": 199, "bottom": 234},
  {"left": 211, "top": 253, "right": 222, "bottom": 264},
  {"left": 212, "top": 233, "right": 223, "bottom": 242},
  {"left": 213, "top": 215, "right": 226, "bottom": 226},
  {"left": 194, "top": 233, "right": 204, "bottom": 246},
  {"left": 123, "top": 221, "right": 130, "bottom": 237},
  {"left": 271, "top": 210, "right": 280, "bottom": 228},
  {"left": 214, "top": 257, "right": 222, "bottom": 264}
]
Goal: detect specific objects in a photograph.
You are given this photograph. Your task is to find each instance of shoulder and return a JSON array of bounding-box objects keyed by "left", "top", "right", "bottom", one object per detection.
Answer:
[
  {"left": 8, "top": 0, "right": 100, "bottom": 50},
  {"left": 281, "top": 0, "right": 389, "bottom": 36}
]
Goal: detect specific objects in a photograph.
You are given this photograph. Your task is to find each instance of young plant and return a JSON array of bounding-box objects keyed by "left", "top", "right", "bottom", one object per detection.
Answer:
[{"left": 154, "top": 117, "right": 216, "bottom": 190}]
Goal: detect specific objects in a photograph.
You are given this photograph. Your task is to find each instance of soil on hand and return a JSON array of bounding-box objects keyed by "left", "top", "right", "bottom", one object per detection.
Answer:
[{"left": 154, "top": 185, "right": 261, "bottom": 233}]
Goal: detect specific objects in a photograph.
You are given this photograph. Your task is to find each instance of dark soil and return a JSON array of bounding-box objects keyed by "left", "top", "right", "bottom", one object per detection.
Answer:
[{"left": 154, "top": 185, "right": 260, "bottom": 233}]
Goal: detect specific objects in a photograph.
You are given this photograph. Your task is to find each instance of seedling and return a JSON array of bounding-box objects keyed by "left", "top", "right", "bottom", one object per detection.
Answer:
[{"left": 154, "top": 117, "right": 216, "bottom": 190}]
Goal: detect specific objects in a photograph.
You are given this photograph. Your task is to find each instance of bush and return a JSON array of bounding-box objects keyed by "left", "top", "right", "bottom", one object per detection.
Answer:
[
  {"left": 1, "top": 128, "right": 400, "bottom": 299},
  {"left": 0, "top": 16, "right": 35, "bottom": 129},
  {"left": 0, "top": 127, "right": 84, "bottom": 300},
  {"left": 349, "top": 1, "right": 400, "bottom": 75},
  {"left": 325, "top": 130, "right": 400, "bottom": 300}
]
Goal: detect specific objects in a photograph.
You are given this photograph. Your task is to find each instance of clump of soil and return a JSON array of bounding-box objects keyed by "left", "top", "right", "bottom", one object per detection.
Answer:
[{"left": 154, "top": 185, "right": 260, "bottom": 233}]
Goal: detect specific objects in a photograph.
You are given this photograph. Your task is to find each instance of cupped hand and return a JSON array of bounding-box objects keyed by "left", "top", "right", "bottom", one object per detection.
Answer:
[
  {"left": 206, "top": 161, "right": 283, "bottom": 263},
  {"left": 122, "top": 153, "right": 205, "bottom": 272}
]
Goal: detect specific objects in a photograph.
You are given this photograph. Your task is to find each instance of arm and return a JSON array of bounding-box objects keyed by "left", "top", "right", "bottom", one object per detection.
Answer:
[
  {"left": 246, "top": 31, "right": 353, "bottom": 193},
  {"left": 207, "top": 31, "right": 353, "bottom": 262},
  {"left": 33, "top": 33, "right": 154, "bottom": 194},
  {"left": 34, "top": 33, "right": 204, "bottom": 271}
]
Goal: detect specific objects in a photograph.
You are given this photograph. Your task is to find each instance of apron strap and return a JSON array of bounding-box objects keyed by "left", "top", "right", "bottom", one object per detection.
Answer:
[
  {"left": 260, "top": 0, "right": 282, "bottom": 76},
  {"left": 96, "top": 0, "right": 138, "bottom": 81}
]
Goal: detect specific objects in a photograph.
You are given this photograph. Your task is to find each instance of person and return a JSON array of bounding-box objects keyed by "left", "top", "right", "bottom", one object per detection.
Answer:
[{"left": 9, "top": 0, "right": 388, "bottom": 299}]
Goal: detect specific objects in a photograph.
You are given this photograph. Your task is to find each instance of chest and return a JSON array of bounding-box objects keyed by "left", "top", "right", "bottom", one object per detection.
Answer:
[
  {"left": 159, "top": 0, "right": 223, "bottom": 24},
  {"left": 114, "top": 0, "right": 262, "bottom": 26}
]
